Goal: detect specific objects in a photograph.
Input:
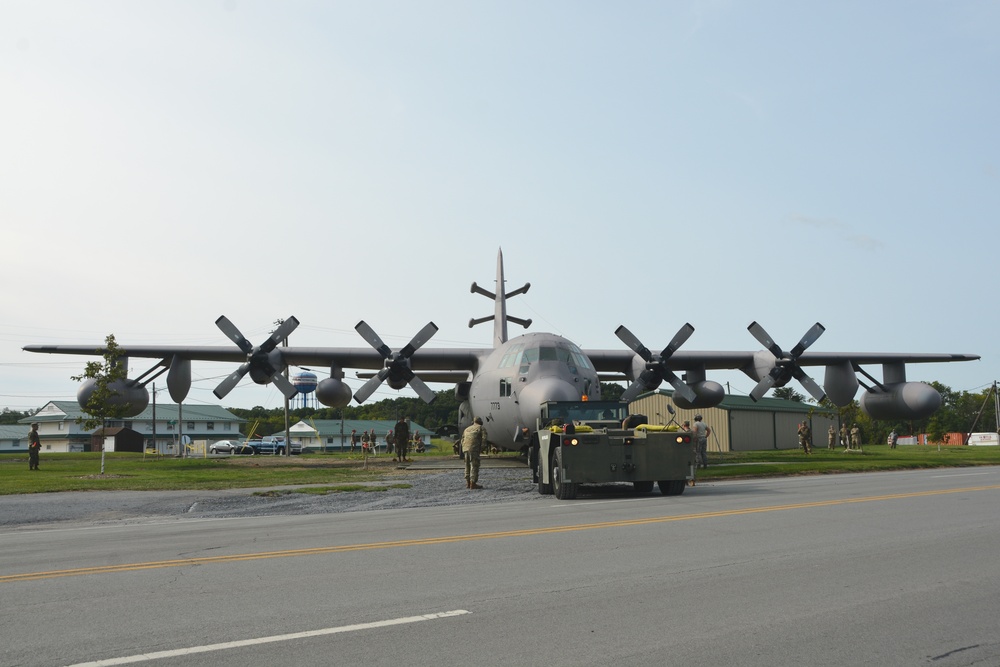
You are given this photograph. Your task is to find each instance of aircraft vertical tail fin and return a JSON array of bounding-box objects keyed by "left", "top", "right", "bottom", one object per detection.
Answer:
[{"left": 469, "top": 248, "right": 532, "bottom": 348}]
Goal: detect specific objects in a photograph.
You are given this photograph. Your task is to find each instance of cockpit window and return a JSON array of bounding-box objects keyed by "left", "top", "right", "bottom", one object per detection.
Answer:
[
  {"left": 564, "top": 343, "right": 593, "bottom": 370},
  {"left": 499, "top": 344, "right": 523, "bottom": 369},
  {"left": 517, "top": 343, "right": 594, "bottom": 374}
]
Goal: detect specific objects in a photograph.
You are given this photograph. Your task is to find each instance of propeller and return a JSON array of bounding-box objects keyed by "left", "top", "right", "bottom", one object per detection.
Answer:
[
  {"left": 615, "top": 323, "right": 697, "bottom": 404},
  {"left": 747, "top": 321, "right": 827, "bottom": 402},
  {"left": 213, "top": 316, "right": 300, "bottom": 400},
  {"left": 353, "top": 321, "right": 439, "bottom": 404}
]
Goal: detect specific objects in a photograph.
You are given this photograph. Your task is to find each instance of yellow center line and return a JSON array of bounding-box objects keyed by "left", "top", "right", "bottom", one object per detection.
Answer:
[{"left": 5, "top": 483, "right": 999, "bottom": 584}]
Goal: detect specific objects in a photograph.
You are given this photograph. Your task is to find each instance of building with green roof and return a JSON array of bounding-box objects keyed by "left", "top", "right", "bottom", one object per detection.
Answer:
[
  {"left": 15, "top": 401, "right": 245, "bottom": 454},
  {"left": 290, "top": 418, "right": 432, "bottom": 452},
  {"left": 0, "top": 424, "right": 30, "bottom": 454},
  {"left": 630, "top": 389, "right": 838, "bottom": 452}
]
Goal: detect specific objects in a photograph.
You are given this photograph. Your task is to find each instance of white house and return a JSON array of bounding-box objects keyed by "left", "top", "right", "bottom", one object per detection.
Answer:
[{"left": 17, "top": 401, "right": 245, "bottom": 454}]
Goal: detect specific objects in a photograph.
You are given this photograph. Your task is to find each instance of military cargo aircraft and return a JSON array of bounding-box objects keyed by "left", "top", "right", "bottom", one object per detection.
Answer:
[{"left": 24, "top": 249, "right": 979, "bottom": 457}]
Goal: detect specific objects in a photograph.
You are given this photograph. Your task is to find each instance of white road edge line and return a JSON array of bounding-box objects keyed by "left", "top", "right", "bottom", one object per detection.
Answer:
[
  {"left": 929, "top": 471, "right": 994, "bottom": 478},
  {"left": 65, "top": 609, "right": 471, "bottom": 666}
]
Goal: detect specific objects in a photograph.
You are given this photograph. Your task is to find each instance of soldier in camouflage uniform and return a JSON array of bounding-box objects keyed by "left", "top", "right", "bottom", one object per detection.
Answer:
[
  {"left": 28, "top": 423, "right": 41, "bottom": 470},
  {"left": 461, "top": 417, "right": 488, "bottom": 489},
  {"left": 797, "top": 421, "right": 812, "bottom": 454}
]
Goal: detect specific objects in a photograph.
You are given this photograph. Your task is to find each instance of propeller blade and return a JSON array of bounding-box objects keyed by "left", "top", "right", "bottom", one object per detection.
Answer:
[
  {"left": 214, "top": 362, "right": 250, "bottom": 399},
  {"left": 408, "top": 375, "right": 438, "bottom": 403},
  {"left": 747, "top": 321, "right": 784, "bottom": 359},
  {"left": 353, "top": 369, "right": 390, "bottom": 404},
  {"left": 399, "top": 322, "right": 439, "bottom": 358},
  {"left": 788, "top": 322, "right": 825, "bottom": 359},
  {"left": 355, "top": 321, "right": 392, "bottom": 358},
  {"left": 792, "top": 367, "right": 827, "bottom": 403},
  {"left": 352, "top": 323, "right": 440, "bottom": 403},
  {"left": 614, "top": 325, "right": 652, "bottom": 361},
  {"left": 749, "top": 373, "right": 777, "bottom": 402},
  {"left": 664, "top": 371, "right": 697, "bottom": 404},
  {"left": 261, "top": 317, "right": 300, "bottom": 353},
  {"left": 216, "top": 316, "right": 253, "bottom": 354},
  {"left": 616, "top": 323, "right": 698, "bottom": 402},
  {"left": 270, "top": 372, "right": 299, "bottom": 400},
  {"left": 620, "top": 380, "right": 647, "bottom": 403},
  {"left": 659, "top": 323, "right": 695, "bottom": 358}
]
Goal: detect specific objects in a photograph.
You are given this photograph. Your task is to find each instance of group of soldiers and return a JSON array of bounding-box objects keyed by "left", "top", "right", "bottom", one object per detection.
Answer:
[
  {"left": 348, "top": 421, "right": 424, "bottom": 461},
  {"left": 797, "top": 421, "right": 862, "bottom": 453}
]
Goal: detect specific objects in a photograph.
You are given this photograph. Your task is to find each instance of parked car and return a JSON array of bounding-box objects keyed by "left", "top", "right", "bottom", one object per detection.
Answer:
[
  {"left": 257, "top": 435, "right": 302, "bottom": 455},
  {"left": 243, "top": 439, "right": 264, "bottom": 454},
  {"left": 208, "top": 440, "right": 242, "bottom": 454},
  {"left": 232, "top": 441, "right": 256, "bottom": 455}
]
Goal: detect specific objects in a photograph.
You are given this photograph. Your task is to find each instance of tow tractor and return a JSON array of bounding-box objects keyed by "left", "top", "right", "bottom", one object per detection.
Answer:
[{"left": 532, "top": 400, "right": 694, "bottom": 500}]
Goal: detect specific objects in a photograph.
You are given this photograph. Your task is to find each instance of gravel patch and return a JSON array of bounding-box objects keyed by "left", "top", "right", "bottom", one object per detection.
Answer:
[{"left": 0, "top": 467, "right": 546, "bottom": 531}]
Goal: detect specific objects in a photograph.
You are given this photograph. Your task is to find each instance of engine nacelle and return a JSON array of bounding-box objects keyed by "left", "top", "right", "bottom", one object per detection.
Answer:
[
  {"left": 630, "top": 355, "right": 649, "bottom": 384},
  {"left": 167, "top": 356, "right": 191, "bottom": 404},
  {"left": 860, "top": 382, "right": 942, "bottom": 420},
  {"left": 824, "top": 361, "right": 859, "bottom": 407},
  {"left": 387, "top": 374, "right": 409, "bottom": 391},
  {"left": 749, "top": 350, "right": 783, "bottom": 384},
  {"left": 672, "top": 381, "right": 725, "bottom": 410},
  {"left": 76, "top": 378, "right": 149, "bottom": 418},
  {"left": 316, "top": 377, "right": 353, "bottom": 408},
  {"left": 247, "top": 350, "right": 284, "bottom": 385}
]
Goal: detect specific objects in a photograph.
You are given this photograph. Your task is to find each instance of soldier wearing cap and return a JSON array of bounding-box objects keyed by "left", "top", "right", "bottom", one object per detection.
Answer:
[
  {"left": 797, "top": 420, "right": 812, "bottom": 454},
  {"left": 692, "top": 415, "right": 710, "bottom": 468}
]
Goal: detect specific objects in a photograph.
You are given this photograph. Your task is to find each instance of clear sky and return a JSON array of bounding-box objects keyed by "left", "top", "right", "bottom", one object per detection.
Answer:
[{"left": 2, "top": 1, "right": 996, "bottom": 412}]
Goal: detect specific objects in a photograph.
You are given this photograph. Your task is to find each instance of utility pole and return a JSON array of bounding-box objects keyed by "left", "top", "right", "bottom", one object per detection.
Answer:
[
  {"left": 964, "top": 382, "right": 998, "bottom": 445},
  {"left": 276, "top": 318, "right": 291, "bottom": 457},
  {"left": 152, "top": 382, "right": 157, "bottom": 455},
  {"left": 179, "top": 402, "right": 184, "bottom": 457},
  {"left": 994, "top": 381, "right": 999, "bottom": 436}
]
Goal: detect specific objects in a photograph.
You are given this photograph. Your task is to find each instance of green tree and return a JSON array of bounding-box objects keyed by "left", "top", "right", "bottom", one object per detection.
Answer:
[
  {"left": 0, "top": 408, "right": 33, "bottom": 425},
  {"left": 773, "top": 387, "right": 806, "bottom": 403},
  {"left": 71, "top": 334, "right": 132, "bottom": 474},
  {"left": 600, "top": 382, "right": 626, "bottom": 401}
]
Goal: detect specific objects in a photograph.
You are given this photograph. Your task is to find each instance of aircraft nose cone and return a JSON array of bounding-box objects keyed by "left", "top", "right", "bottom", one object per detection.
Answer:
[{"left": 519, "top": 377, "right": 581, "bottom": 428}]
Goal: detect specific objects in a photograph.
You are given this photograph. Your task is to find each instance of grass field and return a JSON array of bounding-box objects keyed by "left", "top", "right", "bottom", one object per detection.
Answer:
[
  {"left": 698, "top": 444, "right": 1000, "bottom": 480},
  {"left": 0, "top": 439, "right": 456, "bottom": 495},
  {"left": 2, "top": 441, "right": 998, "bottom": 495}
]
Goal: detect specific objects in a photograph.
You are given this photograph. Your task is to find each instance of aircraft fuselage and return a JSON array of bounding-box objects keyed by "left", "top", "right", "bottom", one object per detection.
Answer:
[{"left": 466, "top": 332, "right": 601, "bottom": 449}]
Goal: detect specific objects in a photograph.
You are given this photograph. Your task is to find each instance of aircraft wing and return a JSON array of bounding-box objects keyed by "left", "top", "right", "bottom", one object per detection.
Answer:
[
  {"left": 23, "top": 342, "right": 485, "bottom": 406},
  {"left": 588, "top": 345, "right": 979, "bottom": 410},
  {"left": 586, "top": 350, "right": 757, "bottom": 374},
  {"left": 586, "top": 349, "right": 980, "bottom": 375},
  {"left": 22, "top": 344, "right": 485, "bottom": 372},
  {"left": 774, "top": 352, "right": 980, "bottom": 366}
]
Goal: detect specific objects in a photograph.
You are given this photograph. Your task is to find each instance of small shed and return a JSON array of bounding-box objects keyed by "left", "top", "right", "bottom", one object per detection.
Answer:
[
  {"left": 92, "top": 427, "right": 145, "bottom": 453},
  {"left": 629, "top": 390, "right": 838, "bottom": 452}
]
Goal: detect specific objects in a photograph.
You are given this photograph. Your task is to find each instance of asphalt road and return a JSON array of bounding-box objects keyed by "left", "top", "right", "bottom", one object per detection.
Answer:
[{"left": 4, "top": 467, "right": 1000, "bottom": 667}]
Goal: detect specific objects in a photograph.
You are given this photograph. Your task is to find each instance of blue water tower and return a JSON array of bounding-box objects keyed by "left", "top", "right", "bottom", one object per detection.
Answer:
[{"left": 293, "top": 372, "right": 319, "bottom": 409}]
